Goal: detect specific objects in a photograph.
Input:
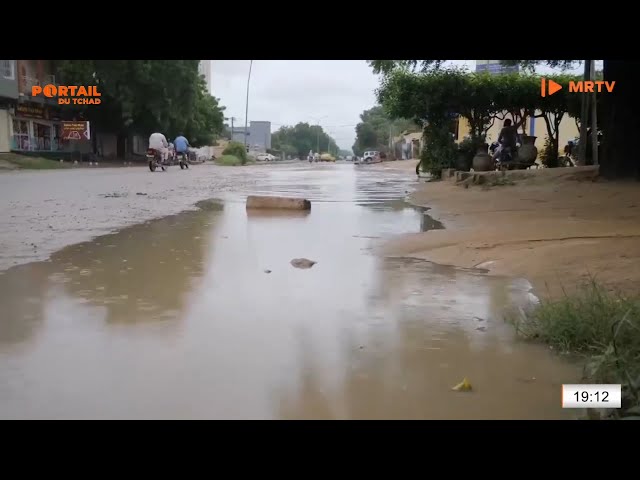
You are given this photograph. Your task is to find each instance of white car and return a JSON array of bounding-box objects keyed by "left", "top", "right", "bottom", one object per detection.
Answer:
[
  {"left": 362, "top": 151, "right": 381, "bottom": 163},
  {"left": 256, "top": 153, "right": 277, "bottom": 162}
]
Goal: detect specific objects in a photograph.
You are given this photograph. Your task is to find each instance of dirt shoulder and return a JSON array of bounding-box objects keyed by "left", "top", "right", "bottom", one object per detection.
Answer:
[
  {"left": 381, "top": 164, "right": 640, "bottom": 299},
  {"left": 0, "top": 153, "right": 70, "bottom": 170}
]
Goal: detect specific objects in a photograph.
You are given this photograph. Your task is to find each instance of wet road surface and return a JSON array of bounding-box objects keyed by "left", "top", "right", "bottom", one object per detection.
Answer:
[{"left": 0, "top": 163, "right": 581, "bottom": 419}]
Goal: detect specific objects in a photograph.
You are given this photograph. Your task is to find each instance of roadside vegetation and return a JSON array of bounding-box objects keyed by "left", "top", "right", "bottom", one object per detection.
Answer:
[
  {"left": 215, "top": 155, "right": 244, "bottom": 166},
  {"left": 370, "top": 60, "right": 637, "bottom": 179},
  {"left": 271, "top": 123, "right": 340, "bottom": 159},
  {"left": 0, "top": 153, "right": 70, "bottom": 170},
  {"left": 352, "top": 105, "right": 419, "bottom": 158},
  {"left": 56, "top": 60, "right": 226, "bottom": 149},
  {"left": 217, "top": 141, "right": 253, "bottom": 166},
  {"left": 510, "top": 280, "right": 640, "bottom": 419}
]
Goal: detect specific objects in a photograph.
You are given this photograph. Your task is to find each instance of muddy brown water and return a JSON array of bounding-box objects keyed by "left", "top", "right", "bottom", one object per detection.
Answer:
[{"left": 0, "top": 163, "right": 582, "bottom": 419}]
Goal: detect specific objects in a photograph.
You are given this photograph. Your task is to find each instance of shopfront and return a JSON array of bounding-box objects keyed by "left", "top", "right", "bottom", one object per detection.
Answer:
[{"left": 10, "top": 102, "right": 67, "bottom": 152}]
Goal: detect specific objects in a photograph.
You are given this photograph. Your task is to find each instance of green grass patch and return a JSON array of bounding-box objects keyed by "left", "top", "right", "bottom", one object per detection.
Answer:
[
  {"left": 509, "top": 279, "right": 640, "bottom": 419},
  {"left": 0, "top": 153, "right": 70, "bottom": 170},
  {"left": 215, "top": 155, "right": 243, "bottom": 166},
  {"left": 215, "top": 154, "right": 256, "bottom": 166}
]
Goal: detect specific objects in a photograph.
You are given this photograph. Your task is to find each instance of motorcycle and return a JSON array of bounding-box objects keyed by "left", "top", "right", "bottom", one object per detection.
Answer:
[
  {"left": 147, "top": 148, "right": 167, "bottom": 172},
  {"left": 176, "top": 151, "right": 190, "bottom": 169},
  {"left": 490, "top": 141, "right": 518, "bottom": 170}
]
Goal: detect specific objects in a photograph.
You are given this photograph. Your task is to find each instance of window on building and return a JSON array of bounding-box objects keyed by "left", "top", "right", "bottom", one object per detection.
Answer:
[
  {"left": 1, "top": 60, "right": 15, "bottom": 80},
  {"left": 34, "top": 122, "right": 52, "bottom": 151},
  {"left": 12, "top": 119, "right": 30, "bottom": 150}
]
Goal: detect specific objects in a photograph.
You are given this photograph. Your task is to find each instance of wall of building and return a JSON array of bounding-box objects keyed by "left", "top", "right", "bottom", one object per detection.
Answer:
[
  {"left": 457, "top": 112, "right": 579, "bottom": 153},
  {"left": 199, "top": 60, "right": 212, "bottom": 95},
  {"left": 231, "top": 129, "right": 247, "bottom": 145},
  {"left": 250, "top": 121, "right": 271, "bottom": 150},
  {"left": 230, "top": 122, "right": 271, "bottom": 151},
  {"left": 0, "top": 109, "right": 11, "bottom": 153},
  {"left": 0, "top": 60, "right": 19, "bottom": 99}
]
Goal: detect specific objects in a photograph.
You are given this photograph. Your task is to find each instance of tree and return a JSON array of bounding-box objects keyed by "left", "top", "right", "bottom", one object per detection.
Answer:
[
  {"left": 377, "top": 64, "right": 584, "bottom": 172},
  {"left": 271, "top": 123, "right": 340, "bottom": 158},
  {"left": 370, "top": 59, "right": 639, "bottom": 179},
  {"left": 55, "top": 60, "right": 226, "bottom": 154},
  {"left": 352, "top": 105, "right": 418, "bottom": 156},
  {"left": 535, "top": 74, "right": 578, "bottom": 166}
]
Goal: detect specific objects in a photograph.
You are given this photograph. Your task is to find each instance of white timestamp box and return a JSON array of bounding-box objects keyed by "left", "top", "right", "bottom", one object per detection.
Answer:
[{"left": 562, "top": 384, "right": 622, "bottom": 409}]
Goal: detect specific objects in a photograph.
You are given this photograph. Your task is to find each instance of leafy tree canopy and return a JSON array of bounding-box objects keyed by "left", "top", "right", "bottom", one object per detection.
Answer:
[
  {"left": 271, "top": 123, "right": 340, "bottom": 158},
  {"left": 352, "top": 105, "right": 419, "bottom": 156},
  {"left": 55, "top": 60, "right": 225, "bottom": 147}
]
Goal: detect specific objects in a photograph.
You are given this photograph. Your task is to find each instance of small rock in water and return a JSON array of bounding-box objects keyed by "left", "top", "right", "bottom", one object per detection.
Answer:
[
  {"left": 291, "top": 258, "right": 316, "bottom": 269},
  {"left": 476, "top": 326, "right": 487, "bottom": 332},
  {"left": 264, "top": 269, "right": 272, "bottom": 274},
  {"left": 136, "top": 192, "right": 147, "bottom": 196}
]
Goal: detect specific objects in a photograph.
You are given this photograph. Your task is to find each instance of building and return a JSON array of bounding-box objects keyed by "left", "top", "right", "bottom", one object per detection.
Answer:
[
  {"left": 475, "top": 60, "right": 519, "bottom": 75},
  {"left": 0, "top": 60, "right": 19, "bottom": 153},
  {"left": 0, "top": 60, "right": 148, "bottom": 159},
  {"left": 391, "top": 131, "right": 423, "bottom": 160},
  {"left": 0, "top": 60, "right": 88, "bottom": 155},
  {"left": 231, "top": 121, "right": 272, "bottom": 151},
  {"left": 198, "top": 61, "right": 212, "bottom": 94}
]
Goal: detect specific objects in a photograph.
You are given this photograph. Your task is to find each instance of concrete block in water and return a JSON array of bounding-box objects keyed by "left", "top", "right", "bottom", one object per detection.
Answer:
[{"left": 246, "top": 195, "right": 311, "bottom": 210}]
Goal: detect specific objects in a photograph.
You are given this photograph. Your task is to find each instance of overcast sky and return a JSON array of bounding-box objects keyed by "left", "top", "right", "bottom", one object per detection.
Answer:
[{"left": 210, "top": 60, "right": 598, "bottom": 152}]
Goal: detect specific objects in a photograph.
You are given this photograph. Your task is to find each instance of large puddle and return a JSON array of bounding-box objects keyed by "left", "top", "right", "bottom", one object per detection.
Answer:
[{"left": 0, "top": 163, "right": 581, "bottom": 419}]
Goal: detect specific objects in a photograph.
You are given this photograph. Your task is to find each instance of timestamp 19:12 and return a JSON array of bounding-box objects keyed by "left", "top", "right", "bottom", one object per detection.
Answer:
[{"left": 562, "top": 384, "right": 622, "bottom": 409}]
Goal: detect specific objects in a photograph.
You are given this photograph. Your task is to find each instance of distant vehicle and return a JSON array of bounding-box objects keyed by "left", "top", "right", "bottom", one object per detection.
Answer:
[
  {"left": 362, "top": 151, "right": 381, "bottom": 164},
  {"left": 319, "top": 153, "right": 336, "bottom": 162},
  {"left": 256, "top": 153, "right": 276, "bottom": 162}
]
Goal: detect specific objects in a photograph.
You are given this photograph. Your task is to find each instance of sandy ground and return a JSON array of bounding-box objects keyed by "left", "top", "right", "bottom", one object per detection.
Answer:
[{"left": 377, "top": 160, "right": 640, "bottom": 299}]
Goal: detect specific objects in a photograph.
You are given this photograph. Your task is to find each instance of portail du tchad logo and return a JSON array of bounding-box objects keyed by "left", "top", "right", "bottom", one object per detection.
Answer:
[{"left": 31, "top": 85, "right": 101, "bottom": 105}]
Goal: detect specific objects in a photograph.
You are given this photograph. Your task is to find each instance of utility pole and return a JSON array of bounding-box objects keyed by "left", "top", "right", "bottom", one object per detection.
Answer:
[
  {"left": 244, "top": 60, "right": 253, "bottom": 152},
  {"left": 590, "top": 59, "right": 599, "bottom": 166},
  {"left": 231, "top": 117, "right": 235, "bottom": 139}
]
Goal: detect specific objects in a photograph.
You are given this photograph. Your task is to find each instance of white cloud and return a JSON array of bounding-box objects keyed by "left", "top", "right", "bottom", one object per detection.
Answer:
[{"left": 211, "top": 60, "right": 380, "bottom": 150}]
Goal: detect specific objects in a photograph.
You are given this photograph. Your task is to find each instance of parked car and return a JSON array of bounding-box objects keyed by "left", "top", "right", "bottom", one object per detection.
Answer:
[{"left": 256, "top": 153, "right": 277, "bottom": 162}]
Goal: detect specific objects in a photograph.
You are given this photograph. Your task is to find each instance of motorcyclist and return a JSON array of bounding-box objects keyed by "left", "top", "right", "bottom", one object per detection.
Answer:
[
  {"left": 148, "top": 132, "right": 169, "bottom": 162},
  {"left": 173, "top": 133, "right": 190, "bottom": 162},
  {"left": 492, "top": 119, "right": 518, "bottom": 163}
]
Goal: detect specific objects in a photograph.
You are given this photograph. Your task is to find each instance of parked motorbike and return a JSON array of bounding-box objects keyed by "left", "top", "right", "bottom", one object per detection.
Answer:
[{"left": 147, "top": 148, "right": 167, "bottom": 172}]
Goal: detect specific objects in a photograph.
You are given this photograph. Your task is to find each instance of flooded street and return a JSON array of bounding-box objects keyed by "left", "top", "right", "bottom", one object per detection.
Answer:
[{"left": 0, "top": 163, "right": 581, "bottom": 419}]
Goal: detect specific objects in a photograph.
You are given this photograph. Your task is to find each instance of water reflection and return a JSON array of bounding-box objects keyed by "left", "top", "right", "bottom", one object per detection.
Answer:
[
  {"left": 0, "top": 164, "right": 582, "bottom": 419},
  {"left": 275, "top": 257, "right": 579, "bottom": 420},
  {"left": 47, "top": 207, "right": 219, "bottom": 324},
  {"left": 0, "top": 262, "right": 51, "bottom": 345},
  {"left": 0, "top": 206, "right": 220, "bottom": 346}
]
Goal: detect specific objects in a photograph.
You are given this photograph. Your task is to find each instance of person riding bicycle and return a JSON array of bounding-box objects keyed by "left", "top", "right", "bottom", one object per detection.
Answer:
[
  {"left": 173, "top": 134, "right": 190, "bottom": 162},
  {"left": 148, "top": 132, "right": 169, "bottom": 162}
]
